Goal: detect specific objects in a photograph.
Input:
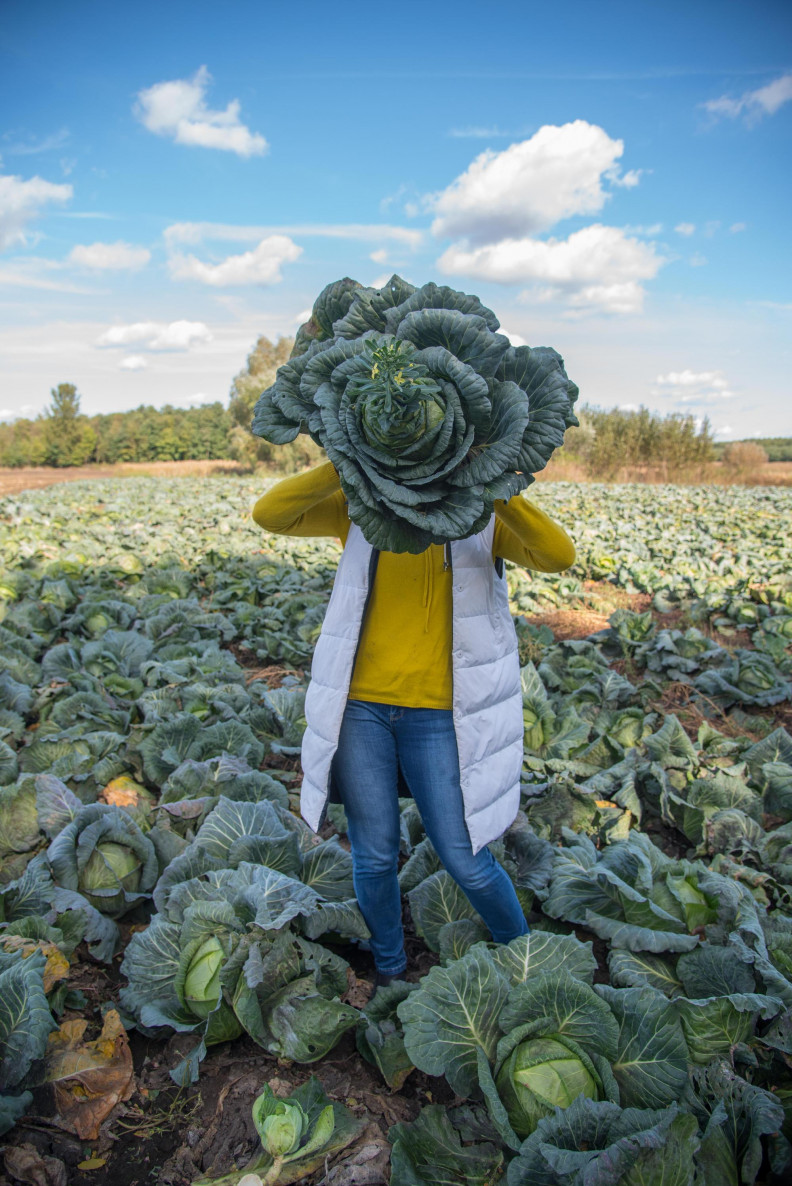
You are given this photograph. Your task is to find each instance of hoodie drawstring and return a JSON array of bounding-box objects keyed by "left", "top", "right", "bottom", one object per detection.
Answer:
[{"left": 422, "top": 547, "right": 433, "bottom": 632}]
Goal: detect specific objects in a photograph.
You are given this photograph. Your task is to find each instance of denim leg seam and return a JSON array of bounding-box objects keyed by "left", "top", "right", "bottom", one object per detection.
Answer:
[{"left": 332, "top": 699, "right": 406, "bottom": 972}]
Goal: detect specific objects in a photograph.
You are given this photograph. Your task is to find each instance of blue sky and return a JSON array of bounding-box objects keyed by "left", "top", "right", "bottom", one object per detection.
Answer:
[{"left": 1, "top": 0, "right": 790, "bottom": 439}]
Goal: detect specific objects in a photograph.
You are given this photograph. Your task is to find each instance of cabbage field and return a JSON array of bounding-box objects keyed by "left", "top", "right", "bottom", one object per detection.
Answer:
[{"left": 1, "top": 475, "right": 792, "bottom": 1186}]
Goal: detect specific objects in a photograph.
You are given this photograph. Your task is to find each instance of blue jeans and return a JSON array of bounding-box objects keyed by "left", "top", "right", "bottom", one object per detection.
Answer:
[{"left": 330, "top": 699, "right": 529, "bottom": 975}]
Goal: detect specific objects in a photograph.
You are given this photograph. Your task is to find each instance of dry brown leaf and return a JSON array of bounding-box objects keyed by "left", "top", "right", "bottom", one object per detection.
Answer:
[
  {"left": 0, "top": 935, "right": 70, "bottom": 993},
  {"left": 42, "top": 1008, "right": 135, "bottom": 1140},
  {"left": 100, "top": 775, "right": 148, "bottom": 809},
  {"left": 3, "top": 1143, "right": 68, "bottom": 1186},
  {"left": 342, "top": 969, "right": 374, "bottom": 1010},
  {"left": 322, "top": 1122, "right": 390, "bottom": 1185}
]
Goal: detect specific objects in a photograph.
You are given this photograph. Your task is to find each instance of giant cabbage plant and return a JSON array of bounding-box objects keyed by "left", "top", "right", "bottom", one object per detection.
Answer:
[{"left": 251, "top": 276, "right": 578, "bottom": 552}]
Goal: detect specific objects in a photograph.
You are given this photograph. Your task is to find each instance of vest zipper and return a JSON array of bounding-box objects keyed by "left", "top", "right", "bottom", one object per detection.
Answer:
[
  {"left": 349, "top": 547, "right": 380, "bottom": 680},
  {"left": 319, "top": 546, "right": 380, "bottom": 831}
]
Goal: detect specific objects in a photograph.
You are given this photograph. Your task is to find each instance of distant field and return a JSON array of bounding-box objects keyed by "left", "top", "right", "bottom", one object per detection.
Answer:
[
  {"left": 2, "top": 456, "right": 792, "bottom": 498},
  {"left": 536, "top": 457, "right": 792, "bottom": 487},
  {"left": 0, "top": 458, "right": 248, "bottom": 496}
]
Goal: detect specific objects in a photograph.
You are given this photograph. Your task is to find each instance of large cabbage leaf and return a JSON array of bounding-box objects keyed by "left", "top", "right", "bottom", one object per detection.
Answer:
[{"left": 252, "top": 276, "right": 578, "bottom": 553}]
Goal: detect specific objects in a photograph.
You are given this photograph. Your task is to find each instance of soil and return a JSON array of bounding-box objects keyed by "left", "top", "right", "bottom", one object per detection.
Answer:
[
  {"left": 3, "top": 474, "right": 792, "bottom": 1184},
  {"left": 1, "top": 908, "right": 446, "bottom": 1186},
  {"left": 523, "top": 606, "right": 611, "bottom": 640},
  {"left": 6, "top": 1029, "right": 440, "bottom": 1186}
]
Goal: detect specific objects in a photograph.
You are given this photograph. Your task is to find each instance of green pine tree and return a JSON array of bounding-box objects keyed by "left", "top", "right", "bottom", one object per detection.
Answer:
[{"left": 43, "top": 383, "right": 96, "bottom": 466}]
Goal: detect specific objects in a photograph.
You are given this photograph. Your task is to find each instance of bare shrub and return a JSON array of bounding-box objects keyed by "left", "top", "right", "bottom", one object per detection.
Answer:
[{"left": 722, "top": 441, "right": 769, "bottom": 469}]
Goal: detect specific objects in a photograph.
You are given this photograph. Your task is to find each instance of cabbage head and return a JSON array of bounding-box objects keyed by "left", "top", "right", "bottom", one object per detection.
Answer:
[
  {"left": 182, "top": 936, "right": 225, "bottom": 1019},
  {"left": 252, "top": 276, "right": 578, "bottom": 553},
  {"left": 47, "top": 803, "right": 158, "bottom": 918},
  {"left": 179, "top": 934, "right": 242, "bottom": 1043},
  {"left": 254, "top": 1095, "right": 309, "bottom": 1157},
  {"left": 494, "top": 1034, "right": 601, "bottom": 1137},
  {"left": 81, "top": 841, "right": 142, "bottom": 904}
]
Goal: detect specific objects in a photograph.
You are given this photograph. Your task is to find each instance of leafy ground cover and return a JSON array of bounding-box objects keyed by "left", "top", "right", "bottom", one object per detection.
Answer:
[{"left": 1, "top": 476, "right": 791, "bottom": 1185}]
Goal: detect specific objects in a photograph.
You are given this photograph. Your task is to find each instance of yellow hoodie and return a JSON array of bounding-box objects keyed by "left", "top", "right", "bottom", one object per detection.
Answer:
[{"left": 252, "top": 461, "right": 575, "bottom": 710}]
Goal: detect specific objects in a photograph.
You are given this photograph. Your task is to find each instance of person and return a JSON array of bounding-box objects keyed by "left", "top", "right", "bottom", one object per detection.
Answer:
[{"left": 252, "top": 460, "right": 576, "bottom": 986}]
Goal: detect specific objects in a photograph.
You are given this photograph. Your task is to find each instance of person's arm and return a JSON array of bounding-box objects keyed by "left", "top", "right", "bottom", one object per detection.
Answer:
[
  {"left": 493, "top": 494, "right": 576, "bottom": 571},
  {"left": 251, "top": 461, "right": 348, "bottom": 538}
]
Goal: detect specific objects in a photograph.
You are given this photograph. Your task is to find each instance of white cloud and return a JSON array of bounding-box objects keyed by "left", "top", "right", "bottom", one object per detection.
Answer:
[
  {"left": 703, "top": 72, "right": 792, "bottom": 123},
  {"left": 673, "top": 393, "right": 735, "bottom": 407},
  {"left": 120, "top": 355, "right": 147, "bottom": 371},
  {"left": 59, "top": 211, "right": 117, "bottom": 220},
  {"left": 689, "top": 253, "right": 708, "bottom": 267},
  {"left": 380, "top": 183, "right": 411, "bottom": 213},
  {"left": 715, "top": 425, "right": 734, "bottom": 436},
  {"left": 163, "top": 221, "right": 422, "bottom": 249},
  {"left": 69, "top": 241, "right": 151, "bottom": 270},
  {"left": 499, "top": 328, "right": 527, "bottom": 347},
  {"left": 622, "top": 223, "right": 663, "bottom": 236},
  {"left": 4, "top": 129, "right": 70, "bottom": 156},
  {"left": 428, "top": 121, "right": 631, "bottom": 245},
  {"left": 1, "top": 404, "right": 38, "bottom": 420},
  {"left": 448, "top": 125, "right": 533, "bottom": 139},
  {"left": 377, "top": 187, "right": 432, "bottom": 222},
  {"left": 656, "top": 370, "right": 729, "bottom": 388},
  {"left": 134, "top": 65, "right": 268, "bottom": 157},
  {"left": 369, "top": 248, "right": 389, "bottom": 263},
  {"left": 437, "top": 223, "right": 663, "bottom": 314},
  {"left": 168, "top": 235, "right": 302, "bottom": 286},
  {"left": 675, "top": 223, "right": 695, "bottom": 236},
  {"left": 608, "top": 168, "right": 643, "bottom": 188},
  {"left": 729, "top": 222, "right": 747, "bottom": 233},
  {"left": 0, "top": 264, "right": 96, "bottom": 293},
  {"left": 0, "top": 173, "right": 73, "bottom": 249},
  {"left": 654, "top": 369, "right": 735, "bottom": 405},
  {"left": 169, "top": 392, "right": 219, "bottom": 405},
  {"left": 97, "top": 320, "right": 213, "bottom": 350}
]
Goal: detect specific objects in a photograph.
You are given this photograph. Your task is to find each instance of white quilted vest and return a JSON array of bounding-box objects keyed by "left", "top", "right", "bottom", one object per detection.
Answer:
[{"left": 300, "top": 520, "right": 524, "bottom": 854}]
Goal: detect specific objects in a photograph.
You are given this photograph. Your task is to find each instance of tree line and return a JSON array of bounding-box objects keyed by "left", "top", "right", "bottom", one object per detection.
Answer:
[
  {"left": 0, "top": 385, "right": 232, "bottom": 467},
  {"left": 0, "top": 334, "right": 779, "bottom": 476},
  {"left": 0, "top": 335, "right": 321, "bottom": 470},
  {"left": 559, "top": 405, "right": 717, "bottom": 478}
]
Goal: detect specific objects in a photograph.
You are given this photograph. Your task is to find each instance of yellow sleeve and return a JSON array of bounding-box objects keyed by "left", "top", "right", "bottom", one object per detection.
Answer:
[
  {"left": 493, "top": 494, "right": 576, "bottom": 572},
  {"left": 251, "top": 461, "right": 349, "bottom": 540}
]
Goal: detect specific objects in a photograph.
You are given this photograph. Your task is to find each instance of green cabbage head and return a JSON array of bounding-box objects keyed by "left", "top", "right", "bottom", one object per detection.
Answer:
[
  {"left": 47, "top": 803, "right": 158, "bottom": 918},
  {"left": 256, "top": 1099, "right": 308, "bottom": 1156},
  {"left": 248, "top": 1081, "right": 337, "bottom": 1182},
  {"left": 178, "top": 934, "right": 243, "bottom": 1045},
  {"left": 523, "top": 701, "right": 555, "bottom": 752},
  {"left": 80, "top": 841, "right": 142, "bottom": 907},
  {"left": 663, "top": 872, "right": 719, "bottom": 931},
  {"left": 183, "top": 936, "right": 225, "bottom": 1019},
  {"left": 252, "top": 275, "right": 578, "bottom": 554},
  {"left": 495, "top": 1035, "right": 600, "bottom": 1137}
]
